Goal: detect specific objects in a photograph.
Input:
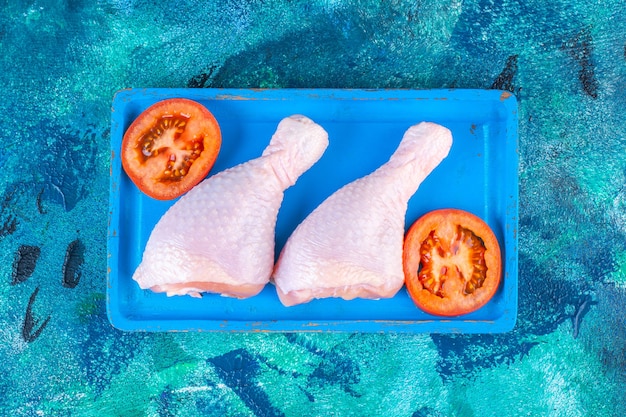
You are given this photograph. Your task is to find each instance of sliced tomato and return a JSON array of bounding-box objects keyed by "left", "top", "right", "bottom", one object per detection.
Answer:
[
  {"left": 121, "top": 98, "right": 221, "bottom": 200},
  {"left": 403, "top": 209, "right": 502, "bottom": 316}
]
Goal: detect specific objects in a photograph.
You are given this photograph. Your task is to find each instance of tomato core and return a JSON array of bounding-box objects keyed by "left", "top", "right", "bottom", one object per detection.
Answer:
[
  {"left": 418, "top": 226, "right": 488, "bottom": 297},
  {"left": 138, "top": 115, "right": 204, "bottom": 182}
]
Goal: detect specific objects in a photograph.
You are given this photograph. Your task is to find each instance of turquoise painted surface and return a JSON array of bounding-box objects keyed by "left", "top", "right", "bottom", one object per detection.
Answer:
[{"left": 1, "top": 0, "right": 625, "bottom": 415}]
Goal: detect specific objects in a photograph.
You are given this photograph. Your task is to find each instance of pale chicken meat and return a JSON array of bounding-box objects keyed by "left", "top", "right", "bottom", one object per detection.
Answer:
[
  {"left": 133, "top": 115, "right": 329, "bottom": 298},
  {"left": 272, "top": 122, "right": 453, "bottom": 306}
]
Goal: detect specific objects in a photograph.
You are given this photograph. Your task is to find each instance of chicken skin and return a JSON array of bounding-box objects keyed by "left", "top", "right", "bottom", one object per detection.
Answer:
[
  {"left": 272, "top": 122, "right": 453, "bottom": 306},
  {"left": 132, "top": 115, "right": 329, "bottom": 298}
]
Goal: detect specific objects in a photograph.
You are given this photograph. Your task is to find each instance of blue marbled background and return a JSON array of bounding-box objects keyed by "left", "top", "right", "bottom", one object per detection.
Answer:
[{"left": 1, "top": 0, "right": 625, "bottom": 415}]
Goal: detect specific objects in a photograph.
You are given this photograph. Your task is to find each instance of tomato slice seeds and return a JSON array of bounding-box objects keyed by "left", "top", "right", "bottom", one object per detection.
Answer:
[{"left": 418, "top": 226, "right": 488, "bottom": 296}]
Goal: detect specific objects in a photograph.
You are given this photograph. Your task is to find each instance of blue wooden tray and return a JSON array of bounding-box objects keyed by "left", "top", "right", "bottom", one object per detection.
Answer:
[{"left": 107, "top": 88, "right": 518, "bottom": 333}]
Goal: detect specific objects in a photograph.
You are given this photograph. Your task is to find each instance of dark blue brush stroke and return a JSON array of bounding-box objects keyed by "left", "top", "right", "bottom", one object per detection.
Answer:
[
  {"left": 62, "top": 239, "right": 85, "bottom": 289},
  {"left": 35, "top": 120, "right": 99, "bottom": 211},
  {"left": 571, "top": 294, "right": 596, "bottom": 339},
  {"left": 156, "top": 386, "right": 176, "bottom": 417},
  {"left": 491, "top": 55, "right": 519, "bottom": 93},
  {"left": 208, "top": 349, "right": 285, "bottom": 417},
  {"left": 412, "top": 406, "right": 444, "bottom": 417},
  {"left": 308, "top": 356, "right": 362, "bottom": 398},
  {"left": 596, "top": 284, "right": 626, "bottom": 384},
  {"left": 0, "top": 187, "right": 19, "bottom": 238},
  {"left": 250, "top": 344, "right": 314, "bottom": 402},
  {"left": 152, "top": 381, "right": 229, "bottom": 417},
  {"left": 285, "top": 333, "right": 362, "bottom": 398},
  {"left": 79, "top": 298, "right": 147, "bottom": 398},
  {"left": 22, "top": 286, "right": 51, "bottom": 343},
  {"left": 11, "top": 245, "right": 41, "bottom": 285},
  {"left": 194, "top": 385, "right": 232, "bottom": 417},
  {"left": 561, "top": 27, "right": 599, "bottom": 98}
]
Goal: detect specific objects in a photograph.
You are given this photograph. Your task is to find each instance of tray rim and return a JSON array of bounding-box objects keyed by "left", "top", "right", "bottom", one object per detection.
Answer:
[{"left": 107, "top": 87, "right": 519, "bottom": 333}]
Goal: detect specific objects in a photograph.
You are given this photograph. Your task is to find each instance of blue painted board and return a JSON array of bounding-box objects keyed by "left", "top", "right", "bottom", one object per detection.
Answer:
[{"left": 108, "top": 88, "right": 518, "bottom": 332}]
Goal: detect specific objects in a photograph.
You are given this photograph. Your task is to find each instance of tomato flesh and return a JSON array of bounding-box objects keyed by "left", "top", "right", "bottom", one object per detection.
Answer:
[
  {"left": 419, "top": 226, "right": 487, "bottom": 296},
  {"left": 121, "top": 98, "right": 221, "bottom": 200},
  {"left": 139, "top": 115, "right": 202, "bottom": 181},
  {"left": 403, "top": 209, "right": 502, "bottom": 316}
]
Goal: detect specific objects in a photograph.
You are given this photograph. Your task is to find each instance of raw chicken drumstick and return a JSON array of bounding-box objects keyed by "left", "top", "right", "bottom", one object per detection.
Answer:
[
  {"left": 133, "top": 115, "right": 329, "bottom": 298},
  {"left": 272, "top": 122, "right": 453, "bottom": 306}
]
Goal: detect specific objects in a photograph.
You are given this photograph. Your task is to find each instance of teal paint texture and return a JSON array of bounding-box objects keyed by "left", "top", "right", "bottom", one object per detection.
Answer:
[{"left": 0, "top": 0, "right": 625, "bottom": 415}]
